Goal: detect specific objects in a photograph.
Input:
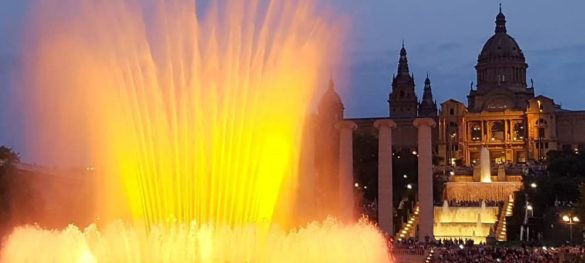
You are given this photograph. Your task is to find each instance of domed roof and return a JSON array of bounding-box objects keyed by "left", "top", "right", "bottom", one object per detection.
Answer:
[
  {"left": 322, "top": 85, "right": 342, "bottom": 106},
  {"left": 478, "top": 9, "right": 525, "bottom": 62},
  {"left": 319, "top": 77, "right": 343, "bottom": 109}
]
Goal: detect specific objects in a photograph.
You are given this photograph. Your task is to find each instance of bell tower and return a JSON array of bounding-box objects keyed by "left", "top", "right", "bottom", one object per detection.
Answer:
[
  {"left": 418, "top": 74, "right": 438, "bottom": 117},
  {"left": 389, "top": 43, "right": 418, "bottom": 117}
]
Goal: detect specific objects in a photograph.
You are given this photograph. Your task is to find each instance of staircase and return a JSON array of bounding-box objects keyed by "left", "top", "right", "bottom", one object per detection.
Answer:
[
  {"left": 495, "top": 195, "right": 515, "bottom": 241},
  {"left": 397, "top": 205, "right": 420, "bottom": 241}
]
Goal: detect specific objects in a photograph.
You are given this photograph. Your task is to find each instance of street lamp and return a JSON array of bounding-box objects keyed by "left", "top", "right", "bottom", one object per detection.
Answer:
[
  {"left": 521, "top": 201, "right": 534, "bottom": 241},
  {"left": 562, "top": 214, "right": 580, "bottom": 244},
  {"left": 530, "top": 182, "right": 537, "bottom": 189}
]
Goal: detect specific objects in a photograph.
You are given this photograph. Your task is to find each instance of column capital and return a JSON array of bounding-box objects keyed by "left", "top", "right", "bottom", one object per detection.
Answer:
[
  {"left": 413, "top": 118, "right": 436, "bottom": 128},
  {"left": 335, "top": 120, "right": 357, "bottom": 130},
  {"left": 374, "top": 119, "right": 397, "bottom": 129}
]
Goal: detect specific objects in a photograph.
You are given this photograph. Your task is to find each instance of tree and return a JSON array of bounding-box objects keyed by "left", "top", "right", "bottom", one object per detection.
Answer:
[
  {"left": 576, "top": 183, "right": 585, "bottom": 225},
  {"left": 353, "top": 133, "right": 378, "bottom": 203},
  {"left": 0, "top": 146, "right": 21, "bottom": 223},
  {"left": 0, "top": 146, "right": 44, "bottom": 237},
  {"left": 547, "top": 150, "right": 585, "bottom": 177}
]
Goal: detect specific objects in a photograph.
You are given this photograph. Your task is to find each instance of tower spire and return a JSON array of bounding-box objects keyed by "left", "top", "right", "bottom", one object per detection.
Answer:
[
  {"left": 495, "top": 4, "right": 507, "bottom": 33},
  {"left": 397, "top": 41, "right": 409, "bottom": 76},
  {"left": 318, "top": 74, "right": 344, "bottom": 120},
  {"left": 418, "top": 73, "right": 437, "bottom": 117},
  {"left": 389, "top": 42, "right": 417, "bottom": 118}
]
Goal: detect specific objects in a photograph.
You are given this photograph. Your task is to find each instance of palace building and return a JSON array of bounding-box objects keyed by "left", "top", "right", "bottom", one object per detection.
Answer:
[
  {"left": 310, "top": 7, "right": 585, "bottom": 242},
  {"left": 318, "top": 8, "right": 585, "bottom": 166}
]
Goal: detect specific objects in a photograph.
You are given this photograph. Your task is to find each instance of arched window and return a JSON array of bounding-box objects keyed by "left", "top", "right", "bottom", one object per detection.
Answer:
[
  {"left": 470, "top": 122, "right": 482, "bottom": 142},
  {"left": 536, "top": 119, "right": 547, "bottom": 138},
  {"left": 491, "top": 121, "right": 505, "bottom": 141},
  {"left": 513, "top": 122, "right": 525, "bottom": 141},
  {"left": 449, "top": 122, "right": 458, "bottom": 137}
]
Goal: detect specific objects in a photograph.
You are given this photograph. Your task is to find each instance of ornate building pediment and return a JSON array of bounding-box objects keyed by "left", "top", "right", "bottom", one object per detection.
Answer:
[
  {"left": 474, "top": 86, "right": 517, "bottom": 112},
  {"left": 483, "top": 94, "right": 515, "bottom": 112}
]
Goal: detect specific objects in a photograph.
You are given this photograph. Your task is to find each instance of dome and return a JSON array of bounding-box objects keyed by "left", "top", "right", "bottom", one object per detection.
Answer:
[
  {"left": 322, "top": 85, "right": 343, "bottom": 106},
  {"left": 478, "top": 10, "right": 525, "bottom": 62},
  {"left": 319, "top": 77, "right": 344, "bottom": 112},
  {"left": 479, "top": 34, "right": 524, "bottom": 61}
]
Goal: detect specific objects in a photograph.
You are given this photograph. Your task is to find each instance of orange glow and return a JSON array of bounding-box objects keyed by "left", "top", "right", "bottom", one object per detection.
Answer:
[{"left": 22, "top": 0, "right": 339, "bottom": 228}]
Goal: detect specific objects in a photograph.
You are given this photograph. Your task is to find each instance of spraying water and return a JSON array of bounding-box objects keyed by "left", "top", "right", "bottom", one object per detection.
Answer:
[
  {"left": 2, "top": 0, "right": 392, "bottom": 262},
  {"left": 480, "top": 147, "right": 492, "bottom": 183}
]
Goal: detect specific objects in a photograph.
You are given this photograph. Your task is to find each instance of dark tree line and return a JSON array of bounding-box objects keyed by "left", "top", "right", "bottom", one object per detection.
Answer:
[
  {"left": 0, "top": 146, "right": 44, "bottom": 238},
  {"left": 505, "top": 150, "right": 585, "bottom": 244}
]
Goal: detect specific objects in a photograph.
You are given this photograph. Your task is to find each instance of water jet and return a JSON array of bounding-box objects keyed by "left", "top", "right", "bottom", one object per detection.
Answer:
[{"left": 1, "top": 1, "right": 392, "bottom": 262}]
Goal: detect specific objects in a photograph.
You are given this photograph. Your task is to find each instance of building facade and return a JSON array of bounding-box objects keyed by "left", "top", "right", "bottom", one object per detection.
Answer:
[
  {"left": 319, "top": 8, "right": 585, "bottom": 166},
  {"left": 437, "top": 9, "right": 585, "bottom": 166}
]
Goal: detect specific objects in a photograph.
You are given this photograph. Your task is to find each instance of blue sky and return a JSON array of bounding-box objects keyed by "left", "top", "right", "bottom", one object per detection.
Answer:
[
  {"left": 1, "top": 0, "right": 585, "bottom": 160},
  {"left": 330, "top": 0, "right": 585, "bottom": 117}
]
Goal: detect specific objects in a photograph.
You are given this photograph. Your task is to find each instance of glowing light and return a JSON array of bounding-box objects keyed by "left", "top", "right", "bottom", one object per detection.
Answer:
[
  {"left": 23, "top": 0, "right": 339, "bottom": 228},
  {"left": 1, "top": 221, "right": 392, "bottom": 262},
  {"left": 77, "top": 250, "right": 96, "bottom": 263},
  {"left": 8, "top": 0, "right": 394, "bottom": 262}
]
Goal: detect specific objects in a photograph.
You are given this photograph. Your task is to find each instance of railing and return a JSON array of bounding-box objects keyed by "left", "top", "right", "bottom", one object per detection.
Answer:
[
  {"left": 392, "top": 248, "right": 426, "bottom": 256},
  {"left": 425, "top": 248, "right": 435, "bottom": 263},
  {"left": 397, "top": 205, "right": 420, "bottom": 241},
  {"left": 495, "top": 195, "right": 514, "bottom": 241},
  {"left": 392, "top": 247, "right": 431, "bottom": 263}
]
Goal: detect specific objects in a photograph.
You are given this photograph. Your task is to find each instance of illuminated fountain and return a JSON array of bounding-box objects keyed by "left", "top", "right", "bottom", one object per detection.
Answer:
[
  {"left": 438, "top": 147, "right": 522, "bottom": 242},
  {"left": 480, "top": 147, "right": 492, "bottom": 183},
  {"left": 434, "top": 201, "right": 499, "bottom": 243},
  {"left": 1, "top": 0, "right": 391, "bottom": 262},
  {"left": 479, "top": 147, "right": 492, "bottom": 183}
]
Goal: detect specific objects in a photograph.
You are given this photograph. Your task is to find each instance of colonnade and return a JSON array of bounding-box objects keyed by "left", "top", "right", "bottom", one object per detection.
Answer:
[{"left": 336, "top": 118, "right": 435, "bottom": 239}]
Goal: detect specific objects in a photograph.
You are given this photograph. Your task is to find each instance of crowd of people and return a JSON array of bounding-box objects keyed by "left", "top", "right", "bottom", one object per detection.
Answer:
[
  {"left": 435, "top": 200, "right": 505, "bottom": 207},
  {"left": 432, "top": 245, "right": 584, "bottom": 263},
  {"left": 392, "top": 238, "right": 585, "bottom": 262}
]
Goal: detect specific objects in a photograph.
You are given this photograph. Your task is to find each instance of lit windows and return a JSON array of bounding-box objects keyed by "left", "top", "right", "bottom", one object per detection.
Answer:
[{"left": 470, "top": 123, "right": 482, "bottom": 142}]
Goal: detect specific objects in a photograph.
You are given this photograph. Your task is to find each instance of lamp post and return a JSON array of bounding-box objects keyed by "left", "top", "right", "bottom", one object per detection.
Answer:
[
  {"left": 449, "top": 131, "right": 456, "bottom": 166},
  {"left": 521, "top": 200, "right": 534, "bottom": 241},
  {"left": 562, "top": 214, "right": 580, "bottom": 244}
]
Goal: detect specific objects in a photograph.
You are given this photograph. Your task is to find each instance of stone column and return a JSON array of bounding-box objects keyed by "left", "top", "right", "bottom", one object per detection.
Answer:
[
  {"left": 298, "top": 119, "right": 317, "bottom": 221},
  {"left": 413, "top": 118, "right": 436, "bottom": 240},
  {"left": 336, "top": 120, "right": 357, "bottom": 221},
  {"left": 374, "top": 119, "right": 397, "bottom": 235}
]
